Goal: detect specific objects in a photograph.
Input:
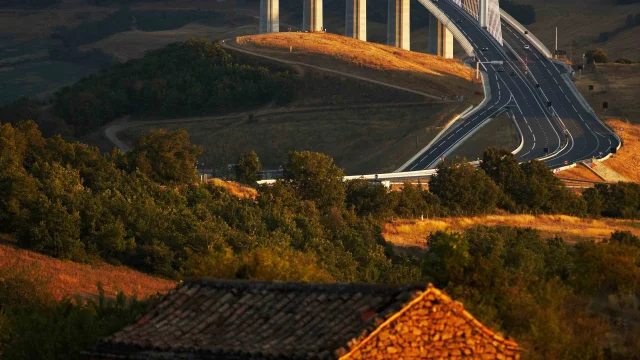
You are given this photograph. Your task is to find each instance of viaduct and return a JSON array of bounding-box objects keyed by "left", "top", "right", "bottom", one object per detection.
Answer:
[{"left": 258, "top": 0, "right": 503, "bottom": 59}]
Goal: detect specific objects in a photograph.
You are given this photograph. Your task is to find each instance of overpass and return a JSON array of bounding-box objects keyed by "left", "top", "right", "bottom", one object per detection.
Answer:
[
  {"left": 258, "top": 0, "right": 500, "bottom": 58},
  {"left": 257, "top": 0, "right": 620, "bottom": 174}
]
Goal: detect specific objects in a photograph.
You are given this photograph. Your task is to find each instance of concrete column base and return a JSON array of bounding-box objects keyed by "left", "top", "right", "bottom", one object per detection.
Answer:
[
  {"left": 259, "top": 0, "right": 279, "bottom": 34},
  {"left": 345, "top": 0, "right": 366, "bottom": 41},
  {"left": 428, "top": 13, "right": 453, "bottom": 59},
  {"left": 303, "top": 0, "right": 323, "bottom": 32},
  {"left": 387, "top": 0, "right": 410, "bottom": 50}
]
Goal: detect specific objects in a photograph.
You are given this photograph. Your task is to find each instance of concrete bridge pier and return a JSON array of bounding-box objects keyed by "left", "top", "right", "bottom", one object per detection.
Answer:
[
  {"left": 428, "top": 14, "right": 453, "bottom": 59},
  {"left": 259, "top": 0, "right": 279, "bottom": 34},
  {"left": 303, "top": 0, "right": 323, "bottom": 32},
  {"left": 345, "top": 0, "right": 366, "bottom": 41},
  {"left": 387, "top": 0, "right": 410, "bottom": 50},
  {"left": 478, "top": 0, "right": 488, "bottom": 28}
]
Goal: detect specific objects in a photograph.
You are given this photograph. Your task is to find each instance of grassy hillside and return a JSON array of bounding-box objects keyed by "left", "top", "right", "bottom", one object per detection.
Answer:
[
  {"left": 575, "top": 64, "right": 640, "bottom": 124},
  {"left": 0, "top": 237, "right": 174, "bottom": 301},
  {"left": 516, "top": 0, "right": 640, "bottom": 60},
  {"left": 116, "top": 103, "right": 465, "bottom": 174},
  {"left": 234, "top": 32, "right": 483, "bottom": 102},
  {"left": 383, "top": 214, "right": 640, "bottom": 248},
  {"left": 449, "top": 112, "right": 519, "bottom": 161}
]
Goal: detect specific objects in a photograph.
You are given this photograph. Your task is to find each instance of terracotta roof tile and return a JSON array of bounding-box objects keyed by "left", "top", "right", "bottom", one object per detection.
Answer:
[{"left": 88, "top": 279, "right": 426, "bottom": 360}]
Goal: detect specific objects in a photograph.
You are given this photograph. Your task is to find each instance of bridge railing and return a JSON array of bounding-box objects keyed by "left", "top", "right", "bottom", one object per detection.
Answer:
[{"left": 499, "top": 9, "right": 553, "bottom": 58}]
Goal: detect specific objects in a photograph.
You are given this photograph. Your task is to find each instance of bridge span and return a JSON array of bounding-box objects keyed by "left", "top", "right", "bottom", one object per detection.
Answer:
[{"left": 255, "top": 0, "right": 620, "bottom": 173}]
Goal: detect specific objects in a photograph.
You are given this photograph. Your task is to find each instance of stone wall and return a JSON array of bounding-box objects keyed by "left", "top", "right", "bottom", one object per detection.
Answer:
[{"left": 341, "top": 287, "right": 521, "bottom": 359}]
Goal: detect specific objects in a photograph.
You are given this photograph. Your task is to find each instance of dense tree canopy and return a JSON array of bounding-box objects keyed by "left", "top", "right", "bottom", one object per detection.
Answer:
[{"left": 52, "top": 39, "right": 298, "bottom": 135}]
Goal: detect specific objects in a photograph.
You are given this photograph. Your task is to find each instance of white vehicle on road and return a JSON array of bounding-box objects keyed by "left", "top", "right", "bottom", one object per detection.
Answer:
[{"left": 524, "top": 45, "right": 530, "bottom": 50}]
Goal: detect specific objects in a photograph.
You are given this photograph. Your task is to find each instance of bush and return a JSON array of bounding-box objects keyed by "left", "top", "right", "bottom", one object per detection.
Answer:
[
  {"left": 235, "top": 151, "right": 262, "bottom": 185},
  {"left": 586, "top": 48, "right": 609, "bottom": 64},
  {"left": 429, "top": 158, "right": 499, "bottom": 215},
  {"left": 615, "top": 57, "right": 635, "bottom": 64}
]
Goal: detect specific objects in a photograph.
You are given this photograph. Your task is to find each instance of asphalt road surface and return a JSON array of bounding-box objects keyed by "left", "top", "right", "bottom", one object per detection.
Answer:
[{"left": 405, "top": 0, "right": 618, "bottom": 170}]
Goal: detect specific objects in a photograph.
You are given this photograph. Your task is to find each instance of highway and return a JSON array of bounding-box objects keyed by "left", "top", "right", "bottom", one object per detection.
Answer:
[
  {"left": 500, "top": 21, "right": 620, "bottom": 167},
  {"left": 405, "top": 0, "right": 618, "bottom": 171}
]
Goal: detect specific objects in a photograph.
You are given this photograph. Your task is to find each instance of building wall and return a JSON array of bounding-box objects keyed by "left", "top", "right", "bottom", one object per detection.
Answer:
[{"left": 342, "top": 289, "right": 520, "bottom": 359}]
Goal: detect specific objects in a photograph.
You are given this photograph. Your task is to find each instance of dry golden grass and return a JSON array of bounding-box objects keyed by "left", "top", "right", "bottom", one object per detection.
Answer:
[
  {"left": 81, "top": 24, "right": 257, "bottom": 62},
  {"left": 557, "top": 163, "right": 605, "bottom": 182},
  {"left": 519, "top": 0, "right": 640, "bottom": 60},
  {"left": 235, "top": 32, "right": 482, "bottom": 100},
  {"left": 210, "top": 178, "right": 258, "bottom": 200},
  {"left": 602, "top": 119, "right": 640, "bottom": 183},
  {"left": 576, "top": 64, "right": 640, "bottom": 124},
  {"left": 383, "top": 214, "right": 640, "bottom": 248},
  {"left": 0, "top": 242, "right": 174, "bottom": 301}
]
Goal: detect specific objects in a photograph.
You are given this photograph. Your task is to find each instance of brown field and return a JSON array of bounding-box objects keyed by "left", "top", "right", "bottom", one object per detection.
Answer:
[
  {"left": 234, "top": 32, "right": 483, "bottom": 102},
  {"left": 0, "top": 239, "right": 174, "bottom": 301},
  {"left": 558, "top": 164, "right": 605, "bottom": 182},
  {"left": 383, "top": 214, "right": 640, "bottom": 250},
  {"left": 575, "top": 64, "right": 640, "bottom": 124},
  {"left": 602, "top": 119, "right": 640, "bottom": 183},
  {"left": 448, "top": 112, "right": 519, "bottom": 161},
  {"left": 81, "top": 24, "right": 258, "bottom": 62},
  {"left": 518, "top": 0, "right": 640, "bottom": 60},
  {"left": 117, "top": 103, "right": 465, "bottom": 175}
]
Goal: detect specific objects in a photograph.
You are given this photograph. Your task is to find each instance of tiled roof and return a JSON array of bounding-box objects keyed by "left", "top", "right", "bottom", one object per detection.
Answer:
[{"left": 87, "top": 279, "right": 427, "bottom": 360}]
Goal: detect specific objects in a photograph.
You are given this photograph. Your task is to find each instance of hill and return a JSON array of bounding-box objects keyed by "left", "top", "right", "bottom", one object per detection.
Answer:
[
  {"left": 0, "top": 237, "right": 174, "bottom": 301},
  {"left": 103, "top": 32, "right": 481, "bottom": 175},
  {"left": 383, "top": 214, "right": 640, "bottom": 251},
  {"left": 516, "top": 0, "right": 640, "bottom": 60},
  {"left": 233, "top": 32, "right": 482, "bottom": 102}
]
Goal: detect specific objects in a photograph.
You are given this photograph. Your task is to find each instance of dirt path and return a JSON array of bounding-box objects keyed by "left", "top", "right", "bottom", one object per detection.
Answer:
[{"left": 221, "top": 39, "right": 454, "bottom": 102}]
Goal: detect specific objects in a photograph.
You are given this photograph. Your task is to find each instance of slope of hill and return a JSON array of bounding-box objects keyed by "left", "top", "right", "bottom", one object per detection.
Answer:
[
  {"left": 384, "top": 214, "right": 640, "bottom": 249},
  {"left": 516, "top": 0, "right": 640, "bottom": 60},
  {"left": 233, "top": 32, "right": 482, "bottom": 102},
  {"left": 0, "top": 238, "right": 175, "bottom": 301}
]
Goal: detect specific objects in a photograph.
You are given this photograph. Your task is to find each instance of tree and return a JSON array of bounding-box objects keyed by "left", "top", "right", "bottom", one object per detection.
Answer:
[
  {"left": 283, "top": 151, "right": 346, "bottom": 211},
  {"left": 345, "top": 179, "right": 392, "bottom": 218},
  {"left": 586, "top": 48, "right": 609, "bottom": 64},
  {"left": 126, "top": 129, "right": 203, "bottom": 184},
  {"left": 480, "top": 148, "right": 526, "bottom": 210},
  {"left": 626, "top": 14, "right": 636, "bottom": 27},
  {"left": 429, "top": 159, "right": 499, "bottom": 215},
  {"left": 235, "top": 151, "right": 262, "bottom": 185}
]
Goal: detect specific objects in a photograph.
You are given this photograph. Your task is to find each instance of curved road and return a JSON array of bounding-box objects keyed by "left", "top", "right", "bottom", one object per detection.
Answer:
[{"left": 404, "top": 0, "right": 618, "bottom": 171}]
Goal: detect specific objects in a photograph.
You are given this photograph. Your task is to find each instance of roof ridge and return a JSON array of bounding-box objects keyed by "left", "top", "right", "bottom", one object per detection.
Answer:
[{"left": 183, "top": 278, "right": 428, "bottom": 294}]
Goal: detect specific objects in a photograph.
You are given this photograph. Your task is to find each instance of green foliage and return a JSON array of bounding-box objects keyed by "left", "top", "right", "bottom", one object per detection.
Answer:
[
  {"left": 283, "top": 151, "right": 346, "bottom": 211},
  {"left": 235, "top": 151, "right": 262, "bottom": 185},
  {"left": 586, "top": 48, "right": 609, "bottom": 63},
  {"left": 0, "top": 265, "right": 151, "bottom": 360},
  {"left": 586, "top": 182, "right": 640, "bottom": 219},
  {"left": 125, "top": 129, "right": 203, "bottom": 184},
  {"left": 429, "top": 158, "right": 499, "bottom": 215},
  {"left": 53, "top": 39, "right": 298, "bottom": 135},
  {"left": 420, "top": 226, "right": 629, "bottom": 359}
]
